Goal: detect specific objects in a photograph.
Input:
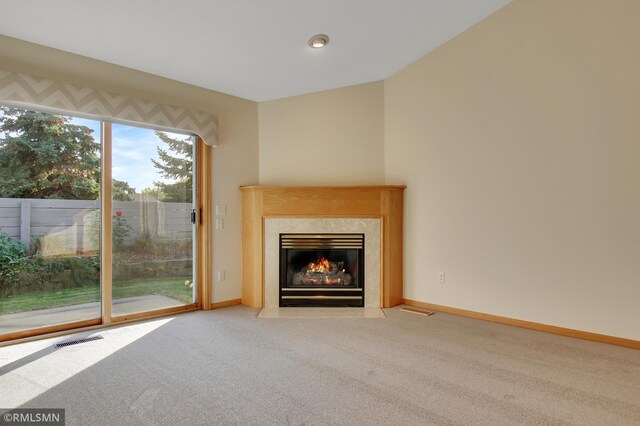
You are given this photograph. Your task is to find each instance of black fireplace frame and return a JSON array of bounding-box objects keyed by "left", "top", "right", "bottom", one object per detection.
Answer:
[{"left": 279, "top": 233, "right": 365, "bottom": 307}]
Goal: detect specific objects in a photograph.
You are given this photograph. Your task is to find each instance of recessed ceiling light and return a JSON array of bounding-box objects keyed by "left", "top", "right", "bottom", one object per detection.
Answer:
[{"left": 308, "top": 34, "right": 329, "bottom": 49}]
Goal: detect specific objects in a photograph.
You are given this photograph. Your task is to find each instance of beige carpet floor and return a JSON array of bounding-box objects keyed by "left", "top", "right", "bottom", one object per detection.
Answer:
[{"left": 0, "top": 306, "right": 638, "bottom": 425}]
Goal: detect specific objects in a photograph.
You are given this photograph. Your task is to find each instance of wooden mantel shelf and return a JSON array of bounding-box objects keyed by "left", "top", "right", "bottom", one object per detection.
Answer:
[
  {"left": 241, "top": 185, "right": 405, "bottom": 308},
  {"left": 240, "top": 185, "right": 407, "bottom": 190}
]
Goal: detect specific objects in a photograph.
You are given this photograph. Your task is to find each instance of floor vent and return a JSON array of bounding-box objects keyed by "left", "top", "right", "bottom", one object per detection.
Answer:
[
  {"left": 400, "top": 307, "right": 435, "bottom": 317},
  {"left": 55, "top": 335, "right": 103, "bottom": 348}
]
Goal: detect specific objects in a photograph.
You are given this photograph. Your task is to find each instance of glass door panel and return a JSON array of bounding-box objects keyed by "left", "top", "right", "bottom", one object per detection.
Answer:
[
  {"left": 110, "top": 124, "right": 195, "bottom": 317},
  {"left": 0, "top": 108, "right": 101, "bottom": 335}
]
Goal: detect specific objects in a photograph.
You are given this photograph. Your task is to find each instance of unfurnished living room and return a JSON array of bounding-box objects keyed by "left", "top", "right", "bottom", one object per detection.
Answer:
[{"left": 0, "top": 1, "right": 639, "bottom": 425}]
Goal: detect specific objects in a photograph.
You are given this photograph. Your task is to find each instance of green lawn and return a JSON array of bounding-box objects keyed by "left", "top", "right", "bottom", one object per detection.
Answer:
[{"left": 0, "top": 276, "right": 193, "bottom": 315}]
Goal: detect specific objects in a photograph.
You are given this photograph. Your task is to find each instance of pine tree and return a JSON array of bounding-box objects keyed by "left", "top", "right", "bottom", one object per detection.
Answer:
[
  {"left": 0, "top": 107, "right": 100, "bottom": 200},
  {"left": 113, "top": 179, "right": 135, "bottom": 201},
  {"left": 151, "top": 131, "right": 194, "bottom": 202}
]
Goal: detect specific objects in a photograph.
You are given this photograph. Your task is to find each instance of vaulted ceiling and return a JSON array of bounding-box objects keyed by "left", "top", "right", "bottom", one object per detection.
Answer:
[{"left": 0, "top": 0, "right": 511, "bottom": 101}]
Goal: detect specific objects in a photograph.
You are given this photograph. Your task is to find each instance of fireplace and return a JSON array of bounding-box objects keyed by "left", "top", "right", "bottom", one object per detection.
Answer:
[
  {"left": 242, "top": 186, "right": 405, "bottom": 309},
  {"left": 279, "top": 234, "right": 365, "bottom": 307}
]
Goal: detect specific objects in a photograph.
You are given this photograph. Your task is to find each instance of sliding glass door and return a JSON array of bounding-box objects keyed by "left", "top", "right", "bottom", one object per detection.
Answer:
[
  {"left": 0, "top": 106, "right": 204, "bottom": 341},
  {"left": 0, "top": 108, "right": 102, "bottom": 335},
  {"left": 109, "top": 124, "right": 196, "bottom": 318}
]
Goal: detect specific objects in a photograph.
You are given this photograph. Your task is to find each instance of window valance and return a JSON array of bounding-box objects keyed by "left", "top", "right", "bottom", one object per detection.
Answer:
[{"left": 0, "top": 69, "right": 218, "bottom": 146}]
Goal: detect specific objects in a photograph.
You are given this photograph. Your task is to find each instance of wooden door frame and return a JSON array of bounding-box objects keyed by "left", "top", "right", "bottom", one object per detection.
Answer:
[{"left": 196, "top": 138, "right": 212, "bottom": 310}]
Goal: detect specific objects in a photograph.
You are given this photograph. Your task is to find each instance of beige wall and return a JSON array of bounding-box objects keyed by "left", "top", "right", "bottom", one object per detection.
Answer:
[
  {"left": 385, "top": 0, "right": 640, "bottom": 339},
  {"left": 258, "top": 82, "right": 385, "bottom": 185},
  {"left": 0, "top": 35, "right": 259, "bottom": 304}
]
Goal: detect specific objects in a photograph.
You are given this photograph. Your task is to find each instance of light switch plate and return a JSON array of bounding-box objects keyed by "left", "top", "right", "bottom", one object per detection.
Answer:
[{"left": 215, "top": 204, "right": 227, "bottom": 217}]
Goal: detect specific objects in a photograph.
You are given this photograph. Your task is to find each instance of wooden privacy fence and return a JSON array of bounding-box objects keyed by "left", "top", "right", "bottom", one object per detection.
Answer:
[{"left": 0, "top": 197, "right": 192, "bottom": 255}]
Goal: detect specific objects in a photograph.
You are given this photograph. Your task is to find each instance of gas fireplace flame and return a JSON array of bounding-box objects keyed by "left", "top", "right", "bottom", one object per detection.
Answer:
[
  {"left": 307, "top": 257, "right": 332, "bottom": 273},
  {"left": 293, "top": 256, "right": 352, "bottom": 286}
]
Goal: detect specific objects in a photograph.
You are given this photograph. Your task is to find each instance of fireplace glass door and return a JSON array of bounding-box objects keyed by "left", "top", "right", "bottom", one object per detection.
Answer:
[{"left": 279, "top": 234, "right": 364, "bottom": 307}]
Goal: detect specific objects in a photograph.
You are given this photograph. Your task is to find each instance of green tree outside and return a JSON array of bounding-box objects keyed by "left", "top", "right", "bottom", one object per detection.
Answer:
[
  {"left": 0, "top": 107, "right": 137, "bottom": 202},
  {"left": 151, "top": 131, "right": 194, "bottom": 203},
  {"left": 113, "top": 179, "right": 135, "bottom": 201},
  {"left": 0, "top": 107, "right": 100, "bottom": 200}
]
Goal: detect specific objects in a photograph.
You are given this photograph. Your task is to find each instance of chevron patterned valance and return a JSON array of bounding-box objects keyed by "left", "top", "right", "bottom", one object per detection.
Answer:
[{"left": 0, "top": 69, "right": 218, "bottom": 146}]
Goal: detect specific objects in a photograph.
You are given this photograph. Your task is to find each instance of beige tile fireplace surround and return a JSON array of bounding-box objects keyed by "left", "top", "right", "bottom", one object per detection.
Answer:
[
  {"left": 264, "top": 218, "right": 381, "bottom": 308},
  {"left": 240, "top": 186, "right": 405, "bottom": 309}
]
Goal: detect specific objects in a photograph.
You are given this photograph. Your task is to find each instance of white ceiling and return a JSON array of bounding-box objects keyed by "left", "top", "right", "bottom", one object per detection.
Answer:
[{"left": 0, "top": 0, "right": 511, "bottom": 102}]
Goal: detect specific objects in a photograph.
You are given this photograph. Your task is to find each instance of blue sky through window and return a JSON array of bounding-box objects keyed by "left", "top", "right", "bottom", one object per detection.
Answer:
[{"left": 72, "top": 118, "right": 191, "bottom": 193}]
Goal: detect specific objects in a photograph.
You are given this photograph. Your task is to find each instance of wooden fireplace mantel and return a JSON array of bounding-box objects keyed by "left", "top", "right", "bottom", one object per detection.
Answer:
[{"left": 240, "top": 185, "right": 406, "bottom": 308}]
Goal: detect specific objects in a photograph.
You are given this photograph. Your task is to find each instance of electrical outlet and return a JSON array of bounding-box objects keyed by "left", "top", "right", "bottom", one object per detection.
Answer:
[
  {"left": 438, "top": 272, "right": 445, "bottom": 284},
  {"left": 217, "top": 270, "right": 226, "bottom": 281}
]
